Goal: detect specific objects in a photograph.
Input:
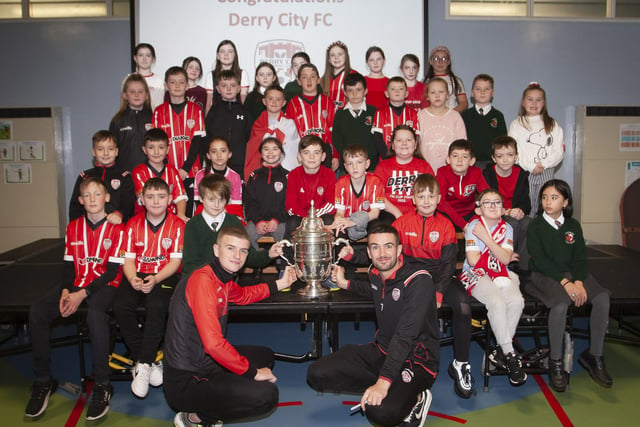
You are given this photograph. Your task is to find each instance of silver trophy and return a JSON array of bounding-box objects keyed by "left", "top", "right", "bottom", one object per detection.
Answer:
[{"left": 279, "top": 201, "right": 350, "bottom": 298}]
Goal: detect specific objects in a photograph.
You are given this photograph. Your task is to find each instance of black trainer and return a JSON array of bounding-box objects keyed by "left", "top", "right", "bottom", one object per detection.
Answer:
[
  {"left": 578, "top": 350, "right": 613, "bottom": 388},
  {"left": 399, "top": 389, "right": 431, "bottom": 427},
  {"left": 86, "top": 382, "right": 113, "bottom": 421},
  {"left": 548, "top": 358, "right": 567, "bottom": 392},
  {"left": 448, "top": 361, "right": 474, "bottom": 398},
  {"left": 504, "top": 351, "right": 527, "bottom": 386},
  {"left": 25, "top": 379, "right": 58, "bottom": 418}
]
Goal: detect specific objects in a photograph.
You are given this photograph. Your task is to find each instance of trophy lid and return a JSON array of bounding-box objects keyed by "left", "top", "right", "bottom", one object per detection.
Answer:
[{"left": 294, "top": 200, "right": 330, "bottom": 238}]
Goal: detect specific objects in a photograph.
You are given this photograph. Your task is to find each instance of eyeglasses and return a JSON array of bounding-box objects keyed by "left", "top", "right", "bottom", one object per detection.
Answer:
[
  {"left": 431, "top": 56, "right": 449, "bottom": 63},
  {"left": 480, "top": 200, "right": 503, "bottom": 207}
]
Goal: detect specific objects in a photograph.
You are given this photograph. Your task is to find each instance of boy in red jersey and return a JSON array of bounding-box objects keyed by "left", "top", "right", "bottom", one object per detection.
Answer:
[
  {"left": 153, "top": 66, "right": 205, "bottom": 212},
  {"left": 482, "top": 136, "right": 531, "bottom": 271},
  {"left": 114, "top": 178, "right": 185, "bottom": 399},
  {"left": 329, "top": 144, "right": 385, "bottom": 241},
  {"left": 372, "top": 77, "right": 420, "bottom": 154},
  {"left": 284, "top": 135, "right": 336, "bottom": 239},
  {"left": 132, "top": 128, "right": 188, "bottom": 221},
  {"left": 436, "top": 139, "right": 489, "bottom": 231},
  {"left": 285, "top": 63, "right": 338, "bottom": 170},
  {"left": 392, "top": 174, "right": 474, "bottom": 399},
  {"left": 164, "top": 226, "right": 296, "bottom": 426},
  {"left": 26, "top": 177, "right": 125, "bottom": 421}
]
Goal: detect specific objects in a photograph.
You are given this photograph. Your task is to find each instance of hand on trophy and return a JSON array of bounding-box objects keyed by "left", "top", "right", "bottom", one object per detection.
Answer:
[
  {"left": 337, "top": 243, "right": 354, "bottom": 261},
  {"left": 268, "top": 241, "right": 285, "bottom": 259},
  {"left": 331, "top": 264, "right": 348, "bottom": 289},
  {"left": 276, "top": 265, "right": 297, "bottom": 291}
]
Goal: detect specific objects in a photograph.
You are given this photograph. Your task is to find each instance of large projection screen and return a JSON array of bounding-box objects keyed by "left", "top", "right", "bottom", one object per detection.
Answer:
[{"left": 136, "top": 0, "right": 427, "bottom": 87}]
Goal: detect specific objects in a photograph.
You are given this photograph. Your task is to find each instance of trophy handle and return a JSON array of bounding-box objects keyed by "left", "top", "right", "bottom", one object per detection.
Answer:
[
  {"left": 333, "top": 238, "right": 351, "bottom": 265},
  {"left": 277, "top": 239, "right": 295, "bottom": 266}
]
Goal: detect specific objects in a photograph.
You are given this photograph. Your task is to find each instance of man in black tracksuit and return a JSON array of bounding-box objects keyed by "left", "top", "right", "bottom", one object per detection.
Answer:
[{"left": 307, "top": 223, "right": 439, "bottom": 427}]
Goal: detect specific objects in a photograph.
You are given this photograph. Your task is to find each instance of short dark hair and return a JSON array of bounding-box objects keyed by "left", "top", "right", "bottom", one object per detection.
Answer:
[
  {"left": 298, "top": 134, "right": 324, "bottom": 152},
  {"left": 217, "top": 225, "right": 249, "bottom": 244},
  {"left": 472, "top": 73, "right": 495, "bottom": 89},
  {"left": 142, "top": 177, "right": 170, "bottom": 195},
  {"left": 368, "top": 223, "right": 400, "bottom": 245},
  {"left": 343, "top": 144, "right": 368, "bottom": 160},
  {"left": 291, "top": 51, "right": 310, "bottom": 64},
  {"left": 297, "top": 63, "right": 319, "bottom": 78},
  {"left": 491, "top": 136, "right": 518, "bottom": 156},
  {"left": 344, "top": 72, "right": 367, "bottom": 90},
  {"left": 264, "top": 84, "right": 285, "bottom": 98},
  {"left": 144, "top": 128, "right": 169, "bottom": 145},
  {"left": 199, "top": 174, "right": 231, "bottom": 203},
  {"left": 92, "top": 130, "right": 117, "bottom": 148},
  {"left": 218, "top": 69, "right": 240, "bottom": 83},
  {"left": 165, "top": 66, "right": 187, "bottom": 83},
  {"left": 413, "top": 173, "right": 439, "bottom": 195},
  {"left": 448, "top": 139, "right": 474, "bottom": 157},
  {"left": 387, "top": 76, "right": 407, "bottom": 88}
]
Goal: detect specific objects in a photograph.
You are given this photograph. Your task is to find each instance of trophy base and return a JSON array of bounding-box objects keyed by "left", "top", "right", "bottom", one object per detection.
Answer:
[{"left": 297, "top": 281, "right": 329, "bottom": 298}]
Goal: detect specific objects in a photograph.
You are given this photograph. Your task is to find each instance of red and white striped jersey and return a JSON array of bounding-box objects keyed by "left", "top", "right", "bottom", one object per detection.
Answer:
[
  {"left": 334, "top": 173, "right": 385, "bottom": 217},
  {"left": 286, "top": 94, "right": 335, "bottom": 146},
  {"left": 131, "top": 162, "right": 188, "bottom": 215},
  {"left": 372, "top": 105, "right": 420, "bottom": 148},
  {"left": 152, "top": 102, "right": 205, "bottom": 177},
  {"left": 124, "top": 212, "right": 184, "bottom": 274},
  {"left": 328, "top": 70, "right": 347, "bottom": 111},
  {"left": 64, "top": 217, "right": 125, "bottom": 288}
]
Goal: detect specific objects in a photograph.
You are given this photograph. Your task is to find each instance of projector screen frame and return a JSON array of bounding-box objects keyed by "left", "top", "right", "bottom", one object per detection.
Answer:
[{"left": 131, "top": 0, "right": 430, "bottom": 85}]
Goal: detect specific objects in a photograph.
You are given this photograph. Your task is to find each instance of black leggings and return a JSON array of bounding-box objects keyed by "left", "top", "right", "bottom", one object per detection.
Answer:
[
  {"left": 113, "top": 273, "right": 178, "bottom": 363},
  {"left": 442, "top": 280, "right": 472, "bottom": 363},
  {"left": 164, "top": 345, "right": 278, "bottom": 424},
  {"left": 307, "top": 343, "right": 435, "bottom": 427},
  {"left": 30, "top": 285, "right": 116, "bottom": 384}
]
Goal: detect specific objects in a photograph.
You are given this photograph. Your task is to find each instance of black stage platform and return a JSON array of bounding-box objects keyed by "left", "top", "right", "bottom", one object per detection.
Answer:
[{"left": 2, "top": 239, "right": 640, "bottom": 356}]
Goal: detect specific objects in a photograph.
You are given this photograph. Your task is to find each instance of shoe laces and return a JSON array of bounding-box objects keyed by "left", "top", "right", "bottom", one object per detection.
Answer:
[
  {"left": 31, "top": 381, "right": 53, "bottom": 400},
  {"left": 460, "top": 363, "right": 476, "bottom": 391},
  {"left": 506, "top": 352, "right": 523, "bottom": 370},
  {"left": 91, "top": 384, "right": 111, "bottom": 404}
]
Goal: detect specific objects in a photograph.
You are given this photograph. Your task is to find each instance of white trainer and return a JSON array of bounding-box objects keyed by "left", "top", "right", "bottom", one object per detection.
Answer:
[
  {"left": 131, "top": 362, "right": 151, "bottom": 398},
  {"left": 149, "top": 361, "right": 163, "bottom": 387}
]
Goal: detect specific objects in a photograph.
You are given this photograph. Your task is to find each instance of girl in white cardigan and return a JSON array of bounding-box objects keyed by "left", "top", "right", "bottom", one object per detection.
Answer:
[{"left": 508, "top": 82, "right": 564, "bottom": 216}]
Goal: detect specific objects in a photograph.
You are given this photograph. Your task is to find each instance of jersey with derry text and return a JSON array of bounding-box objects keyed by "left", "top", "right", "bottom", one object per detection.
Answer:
[
  {"left": 372, "top": 105, "right": 420, "bottom": 147},
  {"left": 64, "top": 217, "right": 125, "bottom": 288},
  {"left": 374, "top": 157, "right": 435, "bottom": 216},
  {"left": 152, "top": 102, "right": 205, "bottom": 177},
  {"left": 334, "top": 173, "right": 385, "bottom": 217},
  {"left": 124, "top": 212, "right": 184, "bottom": 274},
  {"left": 131, "top": 162, "right": 188, "bottom": 216}
]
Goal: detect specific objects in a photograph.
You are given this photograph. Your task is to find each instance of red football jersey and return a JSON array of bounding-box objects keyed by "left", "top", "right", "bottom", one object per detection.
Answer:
[
  {"left": 372, "top": 106, "right": 420, "bottom": 148},
  {"left": 124, "top": 212, "right": 184, "bottom": 274},
  {"left": 152, "top": 102, "right": 205, "bottom": 177},
  {"left": 131, "top": 162, "right": 188, "bottom": 215},
  {"left": 64, "top": 217, "right": 125, "bottom": 288},
  {"left": 334, "top": 173, "right": 385, "bottom": 217},
  {"left": 285, "top": 165, "right": 336, "bottom": 217},
  {"left": 406, "top": 82, "right": 428, "bottom": 110},
  {"left": 374, "top": 157, "right": 435, "bottom": 216}
]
